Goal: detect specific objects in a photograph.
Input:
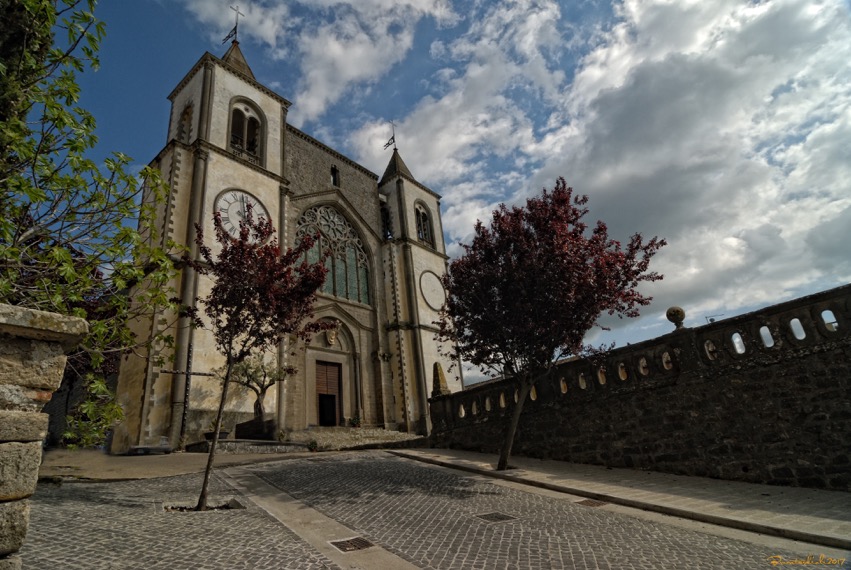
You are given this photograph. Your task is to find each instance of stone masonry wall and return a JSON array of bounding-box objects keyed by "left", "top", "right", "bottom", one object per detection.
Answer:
[
  {"left": 430, "top": 284, "right": 851, "bottom": 491},
  {"left": 0, "top": 305, "right": 87, "bottom": 569}
]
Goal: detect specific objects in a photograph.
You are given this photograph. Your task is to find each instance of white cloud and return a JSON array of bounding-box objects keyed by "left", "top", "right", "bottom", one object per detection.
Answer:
[
  {"left": 180, "top": 0, "right": 293, "bottom": 53},
  {"left": 529, "top": 0, "right": 851, "bottom": 338},
  {"left": 180, "top": 0, "right": 851, "bottom": 347},
  {"left": 181, "top": 0, "right": 460, "bottom": 125},
  {"left": 351, "top": 0, "right": 569, "bottom": 247}
]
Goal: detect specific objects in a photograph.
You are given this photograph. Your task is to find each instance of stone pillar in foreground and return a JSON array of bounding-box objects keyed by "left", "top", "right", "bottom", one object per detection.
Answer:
[{"left": 0, "top": 304, "right": 87, "bottom": 570}]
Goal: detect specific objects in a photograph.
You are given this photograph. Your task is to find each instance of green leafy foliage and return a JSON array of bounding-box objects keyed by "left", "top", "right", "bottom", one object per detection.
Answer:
[
  {"left": 347, "top": 414, "right": 361, "bottom": 428},
  {"left": 0, "top": 1, "right": 179, "bottom": 447},
  {"left": 62, "top": 374, "right": 123, "bottom": 449},
  {"left": 228, "top": 354, "right": 293, "bottom": 420}
]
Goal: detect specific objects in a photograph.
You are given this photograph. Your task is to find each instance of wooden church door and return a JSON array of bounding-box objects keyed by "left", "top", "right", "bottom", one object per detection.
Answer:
[{"left": 316, "top": 361, "right": 342, "bottom": 426}]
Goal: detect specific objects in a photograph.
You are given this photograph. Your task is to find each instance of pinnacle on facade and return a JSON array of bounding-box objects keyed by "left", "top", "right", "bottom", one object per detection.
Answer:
[{"left": 432, "top": 362, "right": 451, "bottom": 398}]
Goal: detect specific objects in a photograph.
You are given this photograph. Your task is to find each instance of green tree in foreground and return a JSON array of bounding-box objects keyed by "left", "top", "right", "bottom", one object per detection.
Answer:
[
  {"left": 187, "top": 208, "right": 331, "bottom": 511},
  {"left": 0, "top": 0, "right": 177, "bottom": 445},
  {"left": 439, "top": 178, "right": 666, "bottom": 471},
  {"left": 230, "top": 355, "right": 292, "bottom": 421}
]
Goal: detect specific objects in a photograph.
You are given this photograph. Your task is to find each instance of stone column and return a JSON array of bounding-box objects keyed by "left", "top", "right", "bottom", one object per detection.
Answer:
[{"left": 0, "top": 304, "right": 87, "bottom": 570}]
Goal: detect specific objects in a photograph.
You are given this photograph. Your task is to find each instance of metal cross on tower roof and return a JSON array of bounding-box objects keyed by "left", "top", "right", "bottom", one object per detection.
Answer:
[{"left": 223, "top": 5, "right": 245, "bottom": 43}]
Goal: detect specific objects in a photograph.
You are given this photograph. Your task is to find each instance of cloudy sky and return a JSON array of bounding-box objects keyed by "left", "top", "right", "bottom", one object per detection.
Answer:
[{"left": 81, "top": 0, "right": 850, "bottom": 352}]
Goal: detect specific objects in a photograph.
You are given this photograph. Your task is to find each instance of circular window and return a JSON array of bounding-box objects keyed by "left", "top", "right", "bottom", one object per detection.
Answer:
[{"left": 419, "top": 271, "right": 447, "bottom": 311}]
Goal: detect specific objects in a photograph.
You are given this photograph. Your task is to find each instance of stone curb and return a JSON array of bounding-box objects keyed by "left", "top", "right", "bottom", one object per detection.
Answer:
[
  {"left": 341, "top": 436, "right": 428, "bottom": 451},
  {"left": 389, "top": 450, "right": 851, "bottom": 551}
]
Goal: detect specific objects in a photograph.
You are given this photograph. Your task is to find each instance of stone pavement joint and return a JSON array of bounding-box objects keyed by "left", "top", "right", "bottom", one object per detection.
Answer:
[
  {"left": 220, "top": 466, "right": 419, "bottom": 570},
  {"left": 389, "top": 448, "right": 851, "bottom": 551}
]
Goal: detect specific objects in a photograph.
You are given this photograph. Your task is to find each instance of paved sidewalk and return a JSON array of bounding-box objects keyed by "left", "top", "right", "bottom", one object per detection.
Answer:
[
  {"left": 39, "top": 448, "right": 312, "bottom": 480},
  {"left": 390, "top": 449, "right": 851, "bottom": 551},
  {"left": 39, "top": 428, "right": 423, "bottom": 481}
]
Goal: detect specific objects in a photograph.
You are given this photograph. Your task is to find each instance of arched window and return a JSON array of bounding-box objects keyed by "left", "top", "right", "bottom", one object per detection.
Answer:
[
  {"left": 177, "top": 105, "right": 192, "bottom": 144},
  {"left": 296, "top": 205, "right": 370, "bottom": 305},
  {"left": 380, "top": 204, "right": 393, "bottom": 240},
  {"left": 415, "top": 204, "right": 434, "bottom": 247},
  {"left": 229, "top": 101, "right": 263, "bottom": 166}
]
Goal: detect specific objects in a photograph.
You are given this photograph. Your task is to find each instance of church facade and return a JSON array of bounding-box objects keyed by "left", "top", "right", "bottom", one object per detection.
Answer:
[{"left": 110, "top": 43, "right": 462, "bottom": 453}]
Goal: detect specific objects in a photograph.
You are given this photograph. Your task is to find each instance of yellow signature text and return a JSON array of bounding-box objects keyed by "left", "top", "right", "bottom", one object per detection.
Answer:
[{"left": 767, "top": 554, "right": 847, "bottom": 567}]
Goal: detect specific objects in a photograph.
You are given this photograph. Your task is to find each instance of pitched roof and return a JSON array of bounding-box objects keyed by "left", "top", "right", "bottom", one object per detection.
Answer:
[
  {"left": 379, "top": 148, "right": 414, "bottom": 187},
  {"left": 222, "top": 41, "right": 255, "bottom": 80}
]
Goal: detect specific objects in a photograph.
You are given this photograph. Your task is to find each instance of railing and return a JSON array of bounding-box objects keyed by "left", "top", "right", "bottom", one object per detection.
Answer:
[
  {"left": 431, "top": 283, "right": 850, "bottom": 432},
  {"left": 230, "top": 134, "right": 260, "bottom": 166}
]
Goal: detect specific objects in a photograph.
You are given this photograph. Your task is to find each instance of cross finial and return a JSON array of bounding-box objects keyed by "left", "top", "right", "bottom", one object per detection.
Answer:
[
  {"left": 383, "top": 120, "right": 397, "bottom": 151},
  {"left": 222, "top": 5, "right": 245, "bottom": 44},
  {"left": 231, "top": 5, "right": 245, "bottom": 40}
]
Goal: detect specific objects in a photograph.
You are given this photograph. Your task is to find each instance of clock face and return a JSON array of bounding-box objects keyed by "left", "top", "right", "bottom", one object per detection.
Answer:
[{"left": 215, "top": 190, "right": 270, "bottom": 238}]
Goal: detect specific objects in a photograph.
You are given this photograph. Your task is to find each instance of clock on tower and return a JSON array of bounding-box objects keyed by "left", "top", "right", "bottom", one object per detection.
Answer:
[{"left": 214, "top": 190, "right": 270, "bottom": 238}]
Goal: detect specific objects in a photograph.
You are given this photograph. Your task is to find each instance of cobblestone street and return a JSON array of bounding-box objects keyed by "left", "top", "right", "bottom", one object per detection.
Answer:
[
  {"left": 21, "top": 451, "right": 840, "bottom": 569},
  {"left": 20, "top": 472, "right": 340, "bottom": 570},
  {"left": 251, "top": 453, "right": 809, "bottom": 570}
]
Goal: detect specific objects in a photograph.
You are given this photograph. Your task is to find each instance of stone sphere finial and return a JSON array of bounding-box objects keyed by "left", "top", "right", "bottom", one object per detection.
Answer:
[{"left": 666, "top": 306, "right": 685, "bottom": 330}]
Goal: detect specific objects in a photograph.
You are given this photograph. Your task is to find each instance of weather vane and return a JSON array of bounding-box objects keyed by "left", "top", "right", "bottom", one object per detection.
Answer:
[
  {"left": 222, "top": 5, "right": 245, "bottom": 44},
  {"left": 383, "top": 121, "right": 397, "bottom": 151}
]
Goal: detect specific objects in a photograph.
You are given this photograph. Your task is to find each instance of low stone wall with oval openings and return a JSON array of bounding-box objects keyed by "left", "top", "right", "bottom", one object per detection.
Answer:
[{"left": 429, "top": 283, "right": 851, "bottom": 491}]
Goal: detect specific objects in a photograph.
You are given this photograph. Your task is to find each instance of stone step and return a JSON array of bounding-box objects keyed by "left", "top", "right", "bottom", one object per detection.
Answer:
[{"left": 185, "top": 439, "right": 308, "bottom": 454}]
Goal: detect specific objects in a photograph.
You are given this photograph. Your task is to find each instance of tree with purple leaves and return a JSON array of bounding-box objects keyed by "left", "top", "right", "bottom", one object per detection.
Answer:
[
  {"left": 186, "top": 207, "right": 332, "bottom": 510},
  {"left": 439, "top": 178, "right": 666, "bottom": 471}
]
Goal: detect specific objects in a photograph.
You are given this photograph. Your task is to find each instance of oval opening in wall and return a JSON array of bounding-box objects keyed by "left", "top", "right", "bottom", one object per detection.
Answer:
[
  {"left": 759, "top": 326, "right": 774, "bottom": 348},
  {"left": 731, "top": 333, "right": 746, "bottom": 354},
  {"left": 821, "top": 310, "right": 838, "bottom": 332},
  {"left": 789, "top": 318, "right": 806, "bottom": 340}
]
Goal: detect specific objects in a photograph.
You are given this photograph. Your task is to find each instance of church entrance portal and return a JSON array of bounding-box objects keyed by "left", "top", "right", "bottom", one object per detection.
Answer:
[{"left": 316, "top": 361, "right": 342, "bottom": 426}]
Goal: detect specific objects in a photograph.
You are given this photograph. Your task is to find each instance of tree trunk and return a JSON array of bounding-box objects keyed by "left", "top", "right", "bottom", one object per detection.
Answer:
[
  {"left": 253, "top": 393, "right": 264, "bottom": 420},
  {"left": 196, "top": 359, "right": 233, "bottom": 511},
  {"left": 256, "top": 391, "right": 270, "bottom": 434},
  {"left": 496, "top": 380, "right": 532, "bottom": 471}
]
